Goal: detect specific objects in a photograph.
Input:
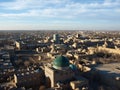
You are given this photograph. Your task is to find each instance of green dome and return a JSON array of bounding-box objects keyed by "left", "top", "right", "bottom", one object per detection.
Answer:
[
  {"left": 69, "top": 64, "right": 77, "bottom": 70},
  {"left": 53, "top": 56, "right": 69, "bottom": 68}
]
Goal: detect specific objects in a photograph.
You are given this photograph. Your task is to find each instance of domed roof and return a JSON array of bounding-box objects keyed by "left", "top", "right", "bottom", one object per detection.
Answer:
[
  {"left": 69, "top": 64, "right": 77, "bottom": 70},
  {"left": 53, "top": 56, "right": 69, "bottom": 68}
]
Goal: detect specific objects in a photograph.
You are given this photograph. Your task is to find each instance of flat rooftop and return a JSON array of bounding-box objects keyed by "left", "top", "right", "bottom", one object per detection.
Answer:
[{"left": 94, "top": 63, "right": 120, "bottom": 77}]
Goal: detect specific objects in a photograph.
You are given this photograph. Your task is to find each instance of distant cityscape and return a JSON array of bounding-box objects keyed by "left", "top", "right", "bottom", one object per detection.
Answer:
[{"left": 0, "top": 30, "right": 120, "bottom": 90}]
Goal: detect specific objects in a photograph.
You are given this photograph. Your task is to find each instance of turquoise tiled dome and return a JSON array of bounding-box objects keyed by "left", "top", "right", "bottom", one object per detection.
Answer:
[{"left": 53, "top": 56, "right": 69, "bottom": 69}]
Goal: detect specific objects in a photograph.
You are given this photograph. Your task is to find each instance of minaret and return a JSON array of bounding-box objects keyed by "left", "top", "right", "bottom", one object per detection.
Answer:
[{"left": 53, "top": 34, "right": 60, "bottom": 44}]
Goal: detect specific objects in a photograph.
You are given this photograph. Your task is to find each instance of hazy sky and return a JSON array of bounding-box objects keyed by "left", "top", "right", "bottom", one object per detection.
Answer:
[{"left": 0, "top": 0, "right": 120, "bottom": 30}]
